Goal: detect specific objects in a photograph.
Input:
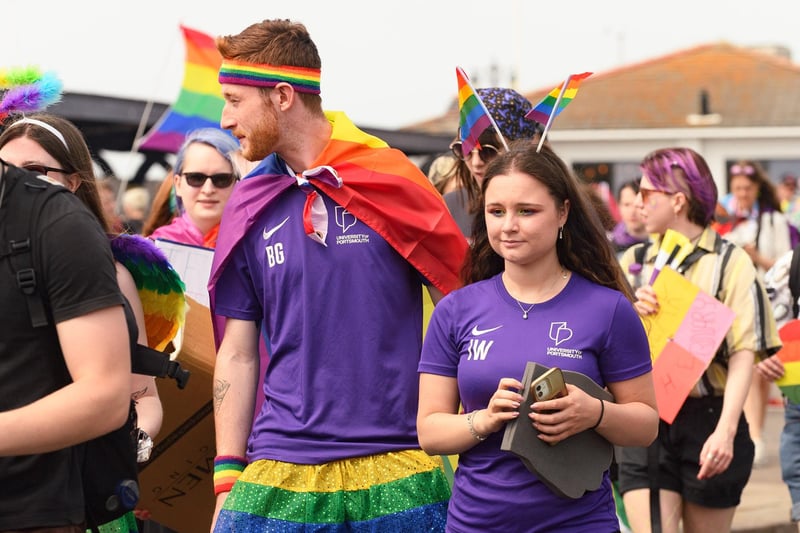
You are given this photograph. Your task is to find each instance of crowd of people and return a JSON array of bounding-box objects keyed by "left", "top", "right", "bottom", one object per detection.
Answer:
[{"left": 2, "top": 16, "right": 800, "bottom": 533}]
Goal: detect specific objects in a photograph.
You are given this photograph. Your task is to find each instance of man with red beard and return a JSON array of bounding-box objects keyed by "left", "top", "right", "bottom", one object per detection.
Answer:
[{"left": 208, "top": 18, "right": 467, "bottom": 532}]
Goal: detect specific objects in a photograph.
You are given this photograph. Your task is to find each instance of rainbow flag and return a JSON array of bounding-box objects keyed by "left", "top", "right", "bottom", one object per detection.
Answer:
[
  {"left": 455, "top": 67, "right": 507, "bottom": 157},
  {"left": 525, "top": 72, "right": 592, "bottom": 126},
  {"left": 138, "top": 25, "right": 229, "bottom": 153},
  {"left": 776, "top": 320, "right": 800, "bottom": 403}
]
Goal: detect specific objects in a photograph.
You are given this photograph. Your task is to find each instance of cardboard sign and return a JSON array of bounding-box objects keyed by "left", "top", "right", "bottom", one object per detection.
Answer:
[
  {"left": 137, "top": 296, "right": 216, "bottom": 531},
  {"left": 642, "top": 267, "right": 735, "bottom": 422}
]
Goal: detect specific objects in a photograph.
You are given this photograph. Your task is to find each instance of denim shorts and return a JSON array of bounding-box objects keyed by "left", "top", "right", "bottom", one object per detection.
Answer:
[
  {"left": 618, "top": 396, "right": 754, "bottom": 508},
  {"left": 781, "top": 401, "right": 800, "bottom": 522}
]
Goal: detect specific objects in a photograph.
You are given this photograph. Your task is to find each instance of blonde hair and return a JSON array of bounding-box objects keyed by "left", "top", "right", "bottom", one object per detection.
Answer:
[
  {"left": 427, "top": 154, "right": 457, "bottom": 187},
  {"left": 123, "top": 187, "right": 150, "bottom": 213}
]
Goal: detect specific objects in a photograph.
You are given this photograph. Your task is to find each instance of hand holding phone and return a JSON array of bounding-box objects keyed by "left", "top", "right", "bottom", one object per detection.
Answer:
[
  {"left": 530, "top": 367, "right": 567, "bottom": 402},
  {"left": 530, "top": 367, "right": 568, "bottom": 446}
]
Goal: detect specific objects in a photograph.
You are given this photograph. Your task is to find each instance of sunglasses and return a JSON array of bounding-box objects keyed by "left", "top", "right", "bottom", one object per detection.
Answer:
[
  {"left": 449, "top": 141, "right": 500, "bottom": 163},
  {"left": 182, "top": 172, "right": 236, "bottom": 188},
  {"left": 22, "top": 163, "right": 68, "bottom": 176},
  {"left": 639, "top": 186, "right": 676, "bottom": 203},
  {"left": 730, "top": 164, "right": 755, "bottom": 176}
]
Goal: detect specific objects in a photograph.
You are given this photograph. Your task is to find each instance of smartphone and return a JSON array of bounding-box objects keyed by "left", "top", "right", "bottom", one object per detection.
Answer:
[{"left": 530, "top": 367, "right": 567, "bottom": 402}]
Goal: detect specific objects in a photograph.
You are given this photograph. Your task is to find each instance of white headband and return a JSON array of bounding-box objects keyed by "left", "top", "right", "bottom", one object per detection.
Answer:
[{"left": 9, "top": 117, "right": 69, "bottom": 151}]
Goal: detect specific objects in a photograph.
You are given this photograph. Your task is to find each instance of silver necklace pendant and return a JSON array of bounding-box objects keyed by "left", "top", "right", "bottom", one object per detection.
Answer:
[
  {"left": 517, "top": 300, "right": 535, "bottom": 319},
  {"left": 512, "top": 267, "right": 565, "bottom": 320}
]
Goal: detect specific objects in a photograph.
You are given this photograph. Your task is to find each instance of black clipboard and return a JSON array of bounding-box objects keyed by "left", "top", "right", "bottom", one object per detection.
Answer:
[{"left": 500, "top": 362, "right": 614, "bottom": 499}]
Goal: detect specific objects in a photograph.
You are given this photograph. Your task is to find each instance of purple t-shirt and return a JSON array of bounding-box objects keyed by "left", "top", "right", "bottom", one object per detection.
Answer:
[
  {"left": 419, "top": 273, "right": 651, "bottom": 532},
  {"left": 214, "top": 185, "right": 424, "bottom": 464}
]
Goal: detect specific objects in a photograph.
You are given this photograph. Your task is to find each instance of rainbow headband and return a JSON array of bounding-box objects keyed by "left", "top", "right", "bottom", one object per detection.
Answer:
[{"left": 218, "top": 59, "right": 321, "bottom": 94}]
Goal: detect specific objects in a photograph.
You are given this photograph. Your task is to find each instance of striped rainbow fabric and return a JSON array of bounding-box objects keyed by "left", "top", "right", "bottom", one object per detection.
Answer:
[
  {"left": 138, "top": 25, "right": 231, "bottom": 153},
  {"left": 218, "top": 59, "right": 321, "bottom": 94},
  {"left": 455, "top": 66, "right": 493, "bottom": 158},
  {"left": 525, "top": 72, "right": 592, "bottom": 125},
  {"left": 209, "top": 111, "right": 468, "bottom": 336},
  {"left": 214, "top": 452, "right": 449, "bottom": 530},
  {"left": 310, "top": 111, "right": 467, "bottom": 296},
  {"left": 777, "top": 320, "right": 800, "bottom": 403}
]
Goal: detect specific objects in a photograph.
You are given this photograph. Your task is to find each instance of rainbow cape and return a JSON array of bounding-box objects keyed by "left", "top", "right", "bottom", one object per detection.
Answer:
[
  {"left": 110, "top": 234, "right": 187, "bottom": 351},
  {"left": 138, "top": 25, "right": 230, "bottom": 153},
  {"left": 455, "top": 67, "right": 507, "bottom": 156},
  {"left": 525, "top": 72, "right": 592, "bottom": 125},
  {"left": 209, "top": 111, "right": 467, "bottom": 342}
]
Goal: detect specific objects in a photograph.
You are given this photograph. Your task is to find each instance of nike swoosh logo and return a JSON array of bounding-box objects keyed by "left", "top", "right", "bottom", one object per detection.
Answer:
[
  {"left": 263, "top": 216, "right": 290, "bottom": 240},
  {"left": 471, "top": 325, "right": 503, "bottom": 336}
]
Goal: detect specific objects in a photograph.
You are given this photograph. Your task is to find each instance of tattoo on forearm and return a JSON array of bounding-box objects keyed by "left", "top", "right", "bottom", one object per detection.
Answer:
[
  {"left": 214, "top": 379, "right": 231, "bottom": 413},
  {"left": 131, "top": 387, "right": 147, "bottom": 401}
]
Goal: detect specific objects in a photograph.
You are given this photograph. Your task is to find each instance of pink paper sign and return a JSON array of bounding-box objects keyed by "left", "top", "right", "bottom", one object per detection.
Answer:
[
  {"left": 647, "top": 268, "right": 735, "bottom": 422},
  {"left": 671, "top": 289, "right": 735, "bottom": 366},
  {"left": 652, "top": 341, "right": 708, "bottom": 423}
]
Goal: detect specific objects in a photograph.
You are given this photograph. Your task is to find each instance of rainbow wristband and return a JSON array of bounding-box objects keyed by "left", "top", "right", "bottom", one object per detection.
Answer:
[{"left": 213, "top": 455, "right": 247, "bottom": 495}]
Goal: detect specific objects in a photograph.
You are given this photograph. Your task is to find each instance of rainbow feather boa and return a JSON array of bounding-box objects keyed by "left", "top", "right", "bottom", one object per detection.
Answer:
[
  {"left": 0, "top": 66, "right": 63, "bottom": 121},
  {"left": 110, "top": 234, "right": 186, "bottom": 352}
]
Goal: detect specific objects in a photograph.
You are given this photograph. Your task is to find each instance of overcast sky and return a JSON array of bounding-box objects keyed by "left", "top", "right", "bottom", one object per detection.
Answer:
[{"left": 2, "top": 0, "right": 799, "bottom": 131}]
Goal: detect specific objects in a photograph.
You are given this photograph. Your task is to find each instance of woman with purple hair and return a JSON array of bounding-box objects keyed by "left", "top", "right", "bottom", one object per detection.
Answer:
[{"left": 617, "top": 147, "right": 781, "bottom": 533}]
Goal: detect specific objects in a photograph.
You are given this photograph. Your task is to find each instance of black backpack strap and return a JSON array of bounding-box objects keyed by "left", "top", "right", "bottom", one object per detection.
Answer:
[
  {"left": 627, "top": 243, "right": 649, "bottom": 290},
  {"left": 699, "top": 239, "right": 736, "bottom": 394},
  {"left": 647, "top": 441, "right": 662, "bottom": 533},
  {"left": 633, "top": 242, "right": 647, "bottom": 267},
  {"left": 789, "top": 243, "right": 800, "bottom": 318},
  {"left": 2, "top": 173, "right": 71, "bottom": 328},
  {"left": 132, "top": 344, "right": 190, "bottom": 389},
  {"left": 9, "top": 236, "right": 48, "bottom": 327},
  {"left": 121, "top": 294, "right": 190, "bottom": 389},
  {"left": 674, "top": 233, "right": 721, "bottom": 275},
  {"left": 713, "top": 239, "right": 735, "bottom": 300}
]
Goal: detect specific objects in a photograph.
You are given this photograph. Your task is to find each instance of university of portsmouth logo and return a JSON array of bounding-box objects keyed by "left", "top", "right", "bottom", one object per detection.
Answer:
[
  {"left": 545, "top": 321, "right": 583, "bottom": 360},
  {"left": 335, "top": 206, "right": 357, "bottom": 233},
  {"left": 335, "top": 206, "right": 369, "bottom": 245},
  {"left": 549, "top": 322, "right": 573, "bottom": 346}
]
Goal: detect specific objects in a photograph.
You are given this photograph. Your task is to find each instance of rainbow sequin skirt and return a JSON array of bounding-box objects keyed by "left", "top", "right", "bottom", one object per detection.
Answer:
[{"left": 214, "top": 449, "right": 450, "bottom": 532}]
